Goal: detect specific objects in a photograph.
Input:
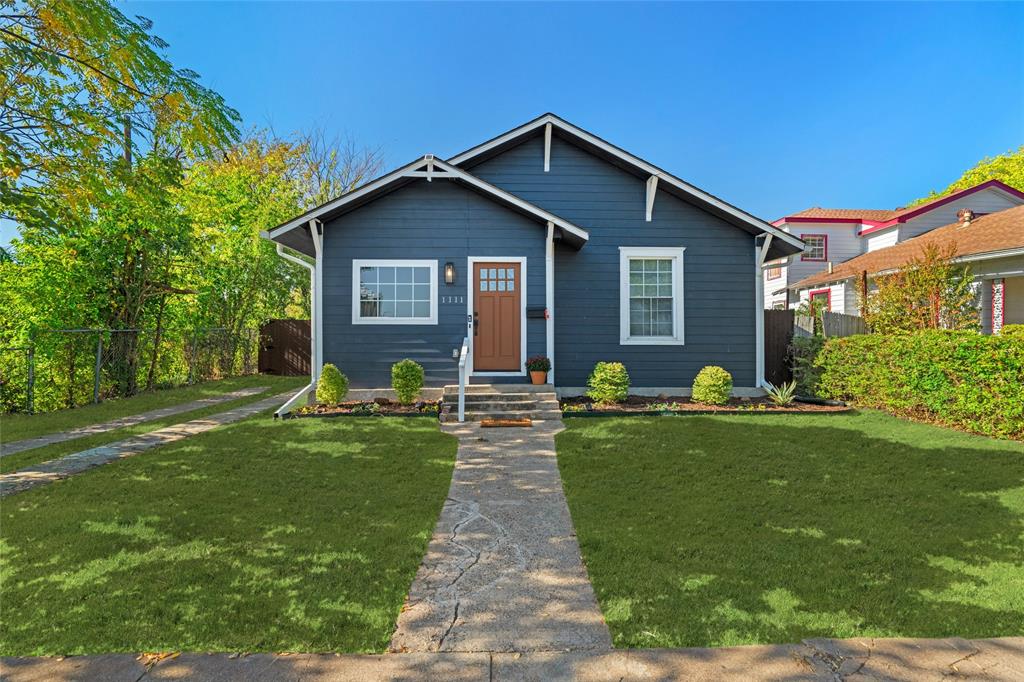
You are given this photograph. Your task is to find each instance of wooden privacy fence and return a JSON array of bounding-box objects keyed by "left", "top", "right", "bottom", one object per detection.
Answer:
[
  {"left": 766, "top": 309, "right": 868, "bottom": 386},
  {"left": 793, "top": 310, "right": 869, "bottom": 339},
  {"left": 258, "top": 319, "right": 310, "bottom": 376}
]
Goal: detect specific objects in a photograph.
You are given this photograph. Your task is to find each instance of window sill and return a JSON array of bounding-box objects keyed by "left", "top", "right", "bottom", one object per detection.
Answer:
[
  {"left": 619, "top": 337, "right": 685, "bottom": 346},
  {"left": 353, "top": 318, "right": 438, "bottom": 326}
]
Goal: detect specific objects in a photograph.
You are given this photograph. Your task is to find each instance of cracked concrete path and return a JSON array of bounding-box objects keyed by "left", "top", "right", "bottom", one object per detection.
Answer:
[
  {"left": 4, "top": 637, "right": 1023, "bottom": 680},
  {"left": 389, "top": 418, "right": 613, "bottom": 653},
  {"left": 0, "top": 392, "right": 291, "bottom": 497},
  {"left": 0, "top": 385, "right": 268, "bottom": 457}
]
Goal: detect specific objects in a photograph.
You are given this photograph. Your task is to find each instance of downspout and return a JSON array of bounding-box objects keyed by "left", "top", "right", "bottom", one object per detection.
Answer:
[
  {"left": 754, "top": 236, "right": 768, "bottom": 390},
  {"left": 273, "top": 243, "right": 316, "bottom": 417},
  {"left": 310, "top": 219, "right": 324, "bottom": 386}
]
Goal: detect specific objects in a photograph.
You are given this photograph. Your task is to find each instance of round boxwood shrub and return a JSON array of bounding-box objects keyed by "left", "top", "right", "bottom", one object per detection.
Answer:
[
  {"left": 691, "top": 365, "right": 732, "bottom": 405},
  {"left": 586, "top": 361, "right": 630, "bottom": 404},
  {"left": 392, "top": 358, "right": 425, "bottom": 404},
  {"left": 316, "top": 363, "right": 348, "bottom": 405}
]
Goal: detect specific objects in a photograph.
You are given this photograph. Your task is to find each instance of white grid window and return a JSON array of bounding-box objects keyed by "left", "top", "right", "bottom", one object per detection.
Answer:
[
  {"left": 619, "top": 247, "right": 685, "bottom": 345},
  {"left": 801, "top": 234, "right": 827, "bottom": 261},
  {"left": 352, "top": 259, "right": 438, "bottom": 325}
]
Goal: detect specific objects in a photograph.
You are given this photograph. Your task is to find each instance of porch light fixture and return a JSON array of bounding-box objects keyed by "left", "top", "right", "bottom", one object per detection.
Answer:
[{"left": 444, "top": 261, "right": 456, "bottom": 285}]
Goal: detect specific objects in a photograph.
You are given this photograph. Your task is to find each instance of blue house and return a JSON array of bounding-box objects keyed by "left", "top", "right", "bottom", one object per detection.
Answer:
[{"left": 263, "top": 114, "right": 804, "bottom": 414}]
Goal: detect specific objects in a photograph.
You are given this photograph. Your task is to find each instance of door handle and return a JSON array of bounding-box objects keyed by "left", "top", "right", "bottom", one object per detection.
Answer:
[{"left": 473, "top": 312, "right": 479, "bottom": 336}]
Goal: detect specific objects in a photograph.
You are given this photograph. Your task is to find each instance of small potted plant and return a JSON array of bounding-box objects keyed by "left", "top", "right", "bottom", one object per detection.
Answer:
[{"left": 525, "top": 355, "right": 551, "bottom": 385}]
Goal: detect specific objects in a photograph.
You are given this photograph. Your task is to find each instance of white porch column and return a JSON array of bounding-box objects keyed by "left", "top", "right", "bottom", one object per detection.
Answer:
[{"left": 546, "top": 221, "right": 556, "bottom": 384}]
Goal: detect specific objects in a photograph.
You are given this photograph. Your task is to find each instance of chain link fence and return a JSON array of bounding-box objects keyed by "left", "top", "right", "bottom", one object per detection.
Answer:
[{"left": 0, "top": 328, "right": 260, "bottom": 414}]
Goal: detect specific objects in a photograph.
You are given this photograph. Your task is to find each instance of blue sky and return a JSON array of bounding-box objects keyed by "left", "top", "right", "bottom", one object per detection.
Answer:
[{"left": 3, "top": 1, "right": 1022, "bottom": 247}]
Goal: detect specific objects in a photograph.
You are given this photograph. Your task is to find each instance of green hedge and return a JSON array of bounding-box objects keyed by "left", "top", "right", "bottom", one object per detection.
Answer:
[{"left": 816, "top": 330, "right": 1024, "bottom": 439}]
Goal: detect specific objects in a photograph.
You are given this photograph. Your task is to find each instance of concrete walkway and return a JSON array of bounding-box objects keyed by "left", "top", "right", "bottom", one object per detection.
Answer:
[
  {"left": 4, "top": 637, "right": 1022, "bottom": 680},
  {"left": 0, "top": 392, "right": 290, "bottom": 497},
  {"left": 389, "top": 419, "right": 612, "bottom": 653},
  {"left": 0, "top": 386, "right": 268, "bottom": 457}
]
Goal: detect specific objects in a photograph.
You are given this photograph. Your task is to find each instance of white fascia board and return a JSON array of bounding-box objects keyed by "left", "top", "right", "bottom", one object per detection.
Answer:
[
  {"left": 266, "top": 155, "right": 588, "bottom": 245},
  {"left": 449, "top": 114, "right": 803, "bottom": 251},
  {"left": 266, "top": 157, "right": 427, "bottom": 239}
]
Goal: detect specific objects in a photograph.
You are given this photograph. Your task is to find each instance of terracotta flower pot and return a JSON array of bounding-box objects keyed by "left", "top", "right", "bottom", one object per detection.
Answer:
[{"left": 530, "top": 370, "right": 547, "bottom": 385}]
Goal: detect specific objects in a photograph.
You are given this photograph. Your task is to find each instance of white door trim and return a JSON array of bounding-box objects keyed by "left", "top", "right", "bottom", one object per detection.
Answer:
[{"left": 467, "top": 256, "right": 528, "bottom": 377}]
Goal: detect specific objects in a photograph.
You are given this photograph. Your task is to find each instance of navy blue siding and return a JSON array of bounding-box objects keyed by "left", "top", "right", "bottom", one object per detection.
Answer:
[
  {"left": 470, "top": 135, "right": 757, "bottom": 387},
  {"left": 321, "top": 180, "right": 547, "bottom": 387}
]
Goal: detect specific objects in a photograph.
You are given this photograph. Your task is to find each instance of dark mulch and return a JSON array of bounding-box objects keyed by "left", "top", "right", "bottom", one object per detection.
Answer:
[
  {"left": 295, "top": 398, "right": 441, "bottom": 417},
  {"left": 560, "top": 395, "right": 848, "bottom": 415}
]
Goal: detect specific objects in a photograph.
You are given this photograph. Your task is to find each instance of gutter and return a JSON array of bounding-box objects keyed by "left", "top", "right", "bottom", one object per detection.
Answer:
[{"left": 272, "top": 243, "right": 316, "bottom": 418}]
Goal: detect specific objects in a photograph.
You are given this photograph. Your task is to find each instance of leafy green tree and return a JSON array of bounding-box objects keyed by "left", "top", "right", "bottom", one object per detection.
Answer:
[
  {"left": 909, "top": 146, "right": 1024, "bottom": 207},
  {"left": 860, "top": 243, "right": 978, "bottom": 334},
  {"left": 0, "top": 0, "right": 239, "bottom": 229}
]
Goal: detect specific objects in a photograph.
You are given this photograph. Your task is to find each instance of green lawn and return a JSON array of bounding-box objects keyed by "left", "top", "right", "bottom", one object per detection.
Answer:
[
  {"left": 0, "top": 416, "right": 457, "bottom": 655},
  {"left": 556, "top": 411, "right": 1024, "bottom": 649},
  {"left": 0, "top": 376, "right": 307, "bottom": 473},
  {"left": 1, "top": 374, "right": 303, "bottom": 444}
]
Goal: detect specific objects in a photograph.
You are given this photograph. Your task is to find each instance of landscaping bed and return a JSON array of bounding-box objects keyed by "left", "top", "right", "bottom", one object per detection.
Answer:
[
  {"left": 293, "top": 398, "right": 441, "bottom": 418},
  {"left": 560, "top": 395, "right": 849, "bottom": 416}
]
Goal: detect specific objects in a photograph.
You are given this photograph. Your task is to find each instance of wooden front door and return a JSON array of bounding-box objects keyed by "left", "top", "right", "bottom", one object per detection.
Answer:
[{"left": 473, "top": 262, "right": 521, "bottom": 371}]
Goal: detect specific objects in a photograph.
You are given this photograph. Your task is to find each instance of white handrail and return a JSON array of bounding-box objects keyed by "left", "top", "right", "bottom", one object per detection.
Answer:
[{"left": 457, "top": 336, "right": 469, "bottom": 422}]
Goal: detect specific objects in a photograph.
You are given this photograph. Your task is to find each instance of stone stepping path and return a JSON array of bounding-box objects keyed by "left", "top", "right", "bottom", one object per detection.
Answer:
[
  {"left": 389, "top": 418, "right": 612, "bottom": 653},
  {"left": 3, "top": 636, "right": 1022, "bottom": 680},
  {"left": 0, "top": 392, "right": 290, "bottom": 497},
  {"left": 1, "top": 386, "right": 269, "bottom": 457}
]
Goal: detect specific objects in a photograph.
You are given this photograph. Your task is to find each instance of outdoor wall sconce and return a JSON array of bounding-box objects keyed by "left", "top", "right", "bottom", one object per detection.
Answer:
[{"left": 444, "top": 261, "right": 456, "bottom": 285}]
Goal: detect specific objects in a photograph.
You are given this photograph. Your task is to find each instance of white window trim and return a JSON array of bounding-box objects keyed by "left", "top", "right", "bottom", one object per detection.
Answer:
[
  {"left": 619, "top": 246, "right": 685, "bottom": 346},
  {"left": 351, "top": 259, "right": 439, "bottom": 325},
  {"left": 467, "top": 256, "right": 528, "bottom": 376}
]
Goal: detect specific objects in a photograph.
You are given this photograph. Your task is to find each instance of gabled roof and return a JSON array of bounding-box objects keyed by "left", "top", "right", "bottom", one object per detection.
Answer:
[
  {"left": 791, "top": 204, "right": 1024, "bottom": 291},
  {"left": 775, "top": 180, "right": 1024, "bottom": 236},
  {"left": 262, "top": 155, "right": 589, "bottom": 255},
  {"left": 448, "top": 113, "right": 805, "bottom": 259}
]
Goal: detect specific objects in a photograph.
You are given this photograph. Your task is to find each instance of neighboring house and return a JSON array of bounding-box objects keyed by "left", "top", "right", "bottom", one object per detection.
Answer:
[
  {"left": 791, "top": 204, "right": 1024, "bottom": 334},
  {"left": 764, "top": 180, "right": 1024, "bottom": 311},
  {"left": 263, "top": 113, "right": 803, "bottom": 400}
]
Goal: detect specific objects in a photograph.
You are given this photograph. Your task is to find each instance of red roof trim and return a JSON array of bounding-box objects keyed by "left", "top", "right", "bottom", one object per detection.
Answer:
[{"left": 774, "top": 180, "right": 1024, "bottom": 235}]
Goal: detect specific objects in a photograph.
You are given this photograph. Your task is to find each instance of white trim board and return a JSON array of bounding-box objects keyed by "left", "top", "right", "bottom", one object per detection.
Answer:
[
  {"left": 556, "top": 386, "right": 767, "bottom": 398},
  {"left": 467, "top": 256, "right": 528, "bottom": 377},
  {"left": 351, "top": 259, "right": 439, "bottom": 326},
  {"left": 447, "top": 113, "right": 804, "bottom": 253},
  {"left": 619, "top": 246, "right": 685, "bottom": 346}
]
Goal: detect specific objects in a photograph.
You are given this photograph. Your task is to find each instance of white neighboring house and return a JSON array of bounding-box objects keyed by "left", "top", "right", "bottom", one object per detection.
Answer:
[
  {"left": 790, "top": 205, "right": 1024, "bottom": 334},
  {"left": 764, "top": 180, "right": 1024, "bottom": 311}
]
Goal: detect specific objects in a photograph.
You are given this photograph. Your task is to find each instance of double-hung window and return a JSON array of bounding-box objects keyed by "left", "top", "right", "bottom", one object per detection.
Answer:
[
  {"left": 801, "top": 234, "right": 827, "bottom": 262},
  {"left": 619, "top": 246, "right": 685, "bottom": 345},
  {"left": 352, "top": 259, "right": 438, "bottom": 325}
]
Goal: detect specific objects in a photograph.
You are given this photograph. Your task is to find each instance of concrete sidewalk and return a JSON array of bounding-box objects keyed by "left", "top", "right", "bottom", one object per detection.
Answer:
[
  {"left": 0, "top": 392, "right": 290, "bottom": 497},
  {"left": 3, "top": 637, "right": 1022, "bottom": 681},
  {"left": 389, "top": 419, "right": 612, "bottom": 653},
  {"left": 0, "top": 386, "right": 268, "bottom": 457}
]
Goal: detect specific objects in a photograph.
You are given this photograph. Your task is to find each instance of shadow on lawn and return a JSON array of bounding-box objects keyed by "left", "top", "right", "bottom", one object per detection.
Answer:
[
  {"left": 0, "top": 417, "right": 457, "bottom": 656},
  {"left": 558, "top": 414, "right": 1024, "bottom": 648}
]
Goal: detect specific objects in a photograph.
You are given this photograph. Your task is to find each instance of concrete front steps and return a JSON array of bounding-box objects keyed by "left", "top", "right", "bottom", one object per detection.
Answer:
[{"left": 441, "top": 384, "right": 561, "bottom": 423}]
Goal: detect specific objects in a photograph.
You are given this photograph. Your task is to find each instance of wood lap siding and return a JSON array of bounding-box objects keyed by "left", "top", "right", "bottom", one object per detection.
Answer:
[
  {"left": 320, "top": 180, "right": 546, "bottom": 388},
  {"left": 468, "top": 135, "right": 757, "bottom": 387}
]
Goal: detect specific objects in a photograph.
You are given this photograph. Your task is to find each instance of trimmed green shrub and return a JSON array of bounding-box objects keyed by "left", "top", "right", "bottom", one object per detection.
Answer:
[
  {"left": 391, "top": 359, "right": 424, "bottom": 404},
  {"left": 816, "top": 330, "right": 1024, "bottom": 439},
  {"left": 691, "top": 366, "right": 733, "bottom": 405},
  {"left": 586, "top": 362, "right": 630, "bottom": 404},
  {"left": 316, "top": 363, "right": 348, "bottom": 405},
  {"left": 1001, "top": 324, "right": 1024, "bottom": 338}
]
